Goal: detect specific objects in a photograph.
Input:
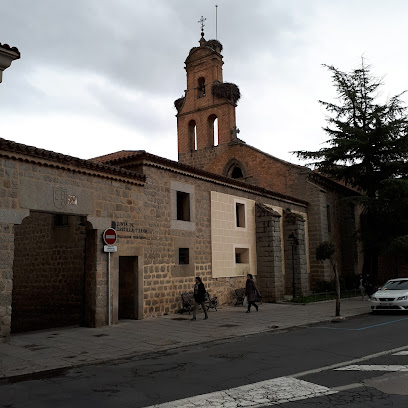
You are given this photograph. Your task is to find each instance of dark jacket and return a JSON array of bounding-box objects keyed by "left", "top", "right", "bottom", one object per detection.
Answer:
[
  {"left": 245, "top": 279, "right": 260, "bottom": 302},
  {"left": 194, "top": 282, "right": 206, "bottom": 303}
]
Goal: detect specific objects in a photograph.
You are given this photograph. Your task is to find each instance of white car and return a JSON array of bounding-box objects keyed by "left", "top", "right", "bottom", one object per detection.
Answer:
[{"left": 370, "top": 278, "right": 408, "bottom": 312}]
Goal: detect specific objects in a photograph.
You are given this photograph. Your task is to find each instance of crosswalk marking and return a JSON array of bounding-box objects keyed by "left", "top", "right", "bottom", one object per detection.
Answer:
[
  {"left": 144, "top": 346, "right": 408, "bottom": 407},
  {"left": 144, "top": 377, "right": 337, "bottom": 408},
  {"left": 336, "top": 365, "right": 408, "bottom": 372}
]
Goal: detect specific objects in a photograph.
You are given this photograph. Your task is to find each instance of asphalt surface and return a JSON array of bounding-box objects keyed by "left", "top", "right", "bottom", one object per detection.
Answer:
[
  {"left": 0, "top": 298, "right": 370, "bottom": 381},
  {"left": 1, "top": 313, "right": 407, "bottom": 407}
]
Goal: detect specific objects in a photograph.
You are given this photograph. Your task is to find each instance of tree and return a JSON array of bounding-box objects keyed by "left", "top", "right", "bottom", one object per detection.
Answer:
[
  {"left": 296, "top": 61, "right": 408, "bottom": 280},
  {"left": 316, "top": 242, "right": 340, "bottom": 317}
]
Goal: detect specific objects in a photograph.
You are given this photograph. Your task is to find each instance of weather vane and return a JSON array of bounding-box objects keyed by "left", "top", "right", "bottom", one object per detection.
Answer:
[{"left": 198, "top": 15, "right": 206, "bottom": 34}]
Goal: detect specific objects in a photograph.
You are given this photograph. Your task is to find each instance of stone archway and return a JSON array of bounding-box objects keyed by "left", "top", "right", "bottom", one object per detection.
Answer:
[
  {"left": 222, "top": 158, "right": 247, "bottom": 180},
  {"left": 10, "top": 211, "right": 96, "bottom": 333}
]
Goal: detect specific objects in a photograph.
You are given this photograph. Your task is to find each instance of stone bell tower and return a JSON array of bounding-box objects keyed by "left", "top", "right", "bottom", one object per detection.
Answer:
[{"left": 175, "top": 21, "right": 241, "bottom": 168}]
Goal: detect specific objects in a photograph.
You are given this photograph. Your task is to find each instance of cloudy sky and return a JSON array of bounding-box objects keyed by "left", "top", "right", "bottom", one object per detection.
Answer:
[{"left": 1, "top": 0, "right": 407, "bottom": 165}]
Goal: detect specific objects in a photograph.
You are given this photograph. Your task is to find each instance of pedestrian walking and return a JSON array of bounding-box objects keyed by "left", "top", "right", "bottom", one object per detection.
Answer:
[
  {"left": 191, "top": 276, "right": 208, "bottom": 321},
  {"left": 364, "top": 274, "right": 375, "bottom": 299},
  {"left": 359, "top": 274, "right": 365, "bottom": 300},
  {"left": 245, "top": 273, "right": 261, "bottom": 313}
]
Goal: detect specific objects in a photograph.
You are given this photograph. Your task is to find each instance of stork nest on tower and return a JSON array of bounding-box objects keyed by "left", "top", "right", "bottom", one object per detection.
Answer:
[
  {"left": 212, "top": 82, "right": 241, "bottom": 105},
  {"left": 205, "top": 39, "right": 223, "bottom": 52},
  {"left": 174, "top": 96, "right": 186, "bottom": 113},
  {"left": 188, "top": 39, "right": 223, "bottom": 56}
]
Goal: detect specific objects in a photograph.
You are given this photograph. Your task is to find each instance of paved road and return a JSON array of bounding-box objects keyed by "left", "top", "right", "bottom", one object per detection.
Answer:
[{"left": 1, "top": 313, "right": 407, "bottom": 407}]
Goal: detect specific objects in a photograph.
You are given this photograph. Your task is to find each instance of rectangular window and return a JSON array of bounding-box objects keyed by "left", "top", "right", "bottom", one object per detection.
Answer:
[
  {"left": 235, "top": 248, "right": 249, "bottom": 264},
  {"left": 54, "top": 214, "right": 69, "bottom": 228},
  {"left": 327, "top": 204, "right": 331, "bottom": 233},
  {"left": 236, "top": 203, "right": 246, "bottom": 228},
  {"left": 177, "top": 191, "right": 190, "bottom": 221},
  {"left": 179, "top": 248, "right": 190, "bottom": 265}
]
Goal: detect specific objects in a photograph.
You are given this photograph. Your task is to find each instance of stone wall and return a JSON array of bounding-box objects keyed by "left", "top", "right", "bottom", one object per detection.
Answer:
[
  {"left": 0, "top": 146, "right": 309, "bottom": 341},
  {"left": 132, "top": 165, "right": 307, "bottom": 317},
  {"left": 179, "top": 145, "right": 220, "bottom": 169},
  {"left": 179, "top": 141, "right": 362, "bottom": 288},
  {"left": 0, "top": 152, "right": 144, "bottom": 341},
  {"left": 283, "top": 210, "right": 308, "bottom": 296},
  {"left": 12, "top": 212, "right": 86, "bottom": 333},
  {"left": 255, "top": 204, "right": 284, "bottom": 301},
  {"left": 0, "top": 222, "right": 14, "bottom": 342}
]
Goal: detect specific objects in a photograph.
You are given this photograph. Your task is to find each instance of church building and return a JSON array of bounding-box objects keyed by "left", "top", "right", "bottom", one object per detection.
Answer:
[{"left": 0, "top": 34, "right": 360, "bottom": 343}]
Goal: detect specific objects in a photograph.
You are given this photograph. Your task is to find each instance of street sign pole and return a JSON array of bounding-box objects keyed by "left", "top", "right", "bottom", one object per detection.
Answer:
[
  {"left": 108, "top": 251, "right": 111, "bottom": 326},
  {"left": 103, "top": 228, "right": 117, "bottom": 326}
]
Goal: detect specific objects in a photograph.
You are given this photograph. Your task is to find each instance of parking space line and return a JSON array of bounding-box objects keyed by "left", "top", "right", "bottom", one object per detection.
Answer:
[
  {"left": 291, "top": 344, "right": 408, "bottom": 378},
  {"left": 310, "top": 317, "right": 408, "bottom": 331},
  {"left": 336, "top": 365, "right": 408, "bottom": 372}
]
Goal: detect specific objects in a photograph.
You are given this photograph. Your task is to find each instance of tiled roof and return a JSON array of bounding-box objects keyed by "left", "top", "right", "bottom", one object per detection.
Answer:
[
  {"left": 0, "top": 138, "right": 145, "bottom": 185},
  {"left": 90, "top": 150, "right": 144, "bottom": 163},
  {"left": 0, "top": 42, "right": 20, "bottom": 57},
  {"left": 89, "top": 150, "right": 309, "bottom": 206},
  {"left": 227, "top": 141, "right": 359, "bottom": 197}
]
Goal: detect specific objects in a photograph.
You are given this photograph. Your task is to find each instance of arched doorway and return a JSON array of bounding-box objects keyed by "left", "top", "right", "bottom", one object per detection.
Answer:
[{"left": 11, "top": 211, "right": 95, "bottom": 333}]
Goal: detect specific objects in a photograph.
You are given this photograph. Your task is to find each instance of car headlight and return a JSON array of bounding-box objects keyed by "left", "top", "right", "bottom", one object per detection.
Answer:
[
  {"left": 371, "top": 297, "right": 378, "bottom": 301},
  {"left": 397, "top": 296, "right": 408, "bottom": 301}
]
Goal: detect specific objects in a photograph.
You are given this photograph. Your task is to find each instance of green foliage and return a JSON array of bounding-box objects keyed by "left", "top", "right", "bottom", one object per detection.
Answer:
[
  {"left": 290, "top": 290, "right": 359, "bottom": 303},
  {"left": 312, "top": 279, "right": 336, "bottom": 292},
  {"left": 296, "top": 62, "right": 408, "bottom": 198},
  {"left": 355, "top": 179, "right": 408, "bottom": 256},
  {"left": 297, "top": 61, "right": 408, "bottom": 276},
  {"left": 316, "top": 241, "right": 335, "bottom": 261},
  {"left": 312, "top": 276, "right": 355, "bottom": 292}
]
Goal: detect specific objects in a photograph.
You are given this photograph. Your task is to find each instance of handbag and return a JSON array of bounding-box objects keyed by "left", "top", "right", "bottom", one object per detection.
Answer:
[{"left": 243, "top": 296, "right": 248, "bottom": 307}]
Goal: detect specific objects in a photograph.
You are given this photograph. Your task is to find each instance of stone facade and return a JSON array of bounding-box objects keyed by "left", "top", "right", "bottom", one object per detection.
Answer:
[
  {"left": 176, "top": 38, "right": 238, "bottom": 157},
  {"left": 255, "top": 204, "right": 284, "bottom": 301},
  {"left": 0, "top": 143, "right": 146, "bottom": 341},
  {"left": 175, "top": 36, "right": 360, "bottom": 290},
  {"left": 0, "top": 139, "right": 308, "bottom": 342},
  {"left": 12, "top": 212, "right": 86, "bottom": 332},
  {"left": 0, "top": 33, "right": 361, "bottom": 344}
]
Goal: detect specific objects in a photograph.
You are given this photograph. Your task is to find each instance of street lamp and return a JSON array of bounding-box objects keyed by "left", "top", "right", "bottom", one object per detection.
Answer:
[{"left": 288, "top": 233, "right": 298, "bottom": 299}]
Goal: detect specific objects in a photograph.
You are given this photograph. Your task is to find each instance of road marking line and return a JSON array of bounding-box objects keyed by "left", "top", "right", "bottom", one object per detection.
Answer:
[
  {"left": 310, "top": 317, "right": 408, "bottom": 331},
  {"left": 393, "top": 351, "right": 408, "bottom": 356},
  {"left": 336, "top": 365, "right": 408, "bottom": 372},
  {"left": 291, "top": 344, "right": 408, "bottom": 378},
  {"left": 144, "top": 377, "right": 337, "bottom": 408},
  {"left": 332, "top": 383, "right": 364, "bottom": 392}
]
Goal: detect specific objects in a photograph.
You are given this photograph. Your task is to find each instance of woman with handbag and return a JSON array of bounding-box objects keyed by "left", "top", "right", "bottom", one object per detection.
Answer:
[
  {"left": 191, "top": 276, "right": 208, "bottom": 321},
  {"left": 245, "top": 273, "right": 260, "bottom": 313}
]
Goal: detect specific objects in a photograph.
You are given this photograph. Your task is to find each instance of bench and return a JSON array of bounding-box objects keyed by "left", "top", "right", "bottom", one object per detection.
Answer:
[
  {"left": 180, "top": 292, "right": 218, "bottom": 314},
  {"left": 205, "top": 292, "right": 218, "bottom": 311},
  {"left": 234, "top": 287, "right": 262, "bottom": 306},
  {"left": 180, "top": 292, "right": 194, "bottom": 314},
  {"left": 234, "top": 288, "right": 245, "bottom": 306}
]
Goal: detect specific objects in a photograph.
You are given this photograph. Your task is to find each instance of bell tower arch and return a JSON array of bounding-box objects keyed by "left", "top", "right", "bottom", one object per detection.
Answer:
[{"left": 175, "top": 29, "right": 241, "bottom": 168}]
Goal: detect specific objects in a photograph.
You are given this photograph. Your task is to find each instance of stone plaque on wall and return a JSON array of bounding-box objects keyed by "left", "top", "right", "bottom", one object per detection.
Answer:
[{"left": 20, "top": 180, "right": 94, "bottom": 214}]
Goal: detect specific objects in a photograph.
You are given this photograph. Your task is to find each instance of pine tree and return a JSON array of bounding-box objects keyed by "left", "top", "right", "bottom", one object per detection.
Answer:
[
  {"left": 296, "top": 61, "right": 408, "bottom": 279},
  {"left": 296, "top": 62, "right": 408, "bottom": 198}
]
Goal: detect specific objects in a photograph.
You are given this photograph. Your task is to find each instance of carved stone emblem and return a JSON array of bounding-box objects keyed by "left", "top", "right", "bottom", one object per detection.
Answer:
[{"left": 53, "top": 187, "right": 67, "bottom": 209}]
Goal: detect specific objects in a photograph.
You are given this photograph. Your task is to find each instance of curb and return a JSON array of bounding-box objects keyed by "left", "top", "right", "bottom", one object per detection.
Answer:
[{"left": 0, "top": 310, "right": 370, "bottom": 383}]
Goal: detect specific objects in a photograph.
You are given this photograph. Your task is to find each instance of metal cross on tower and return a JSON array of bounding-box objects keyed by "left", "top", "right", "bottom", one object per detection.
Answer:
[
  {"left": 198, "top": 16, "right": 207, "bottom": 33},
  {"left": 231, "top": 126, "right": 240, "bottom": 139}
]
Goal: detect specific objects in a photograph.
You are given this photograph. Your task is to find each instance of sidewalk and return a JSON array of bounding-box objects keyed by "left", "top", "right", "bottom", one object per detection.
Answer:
[{"left": 0, "top": 298, "right": 370, "bottom": 381}]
